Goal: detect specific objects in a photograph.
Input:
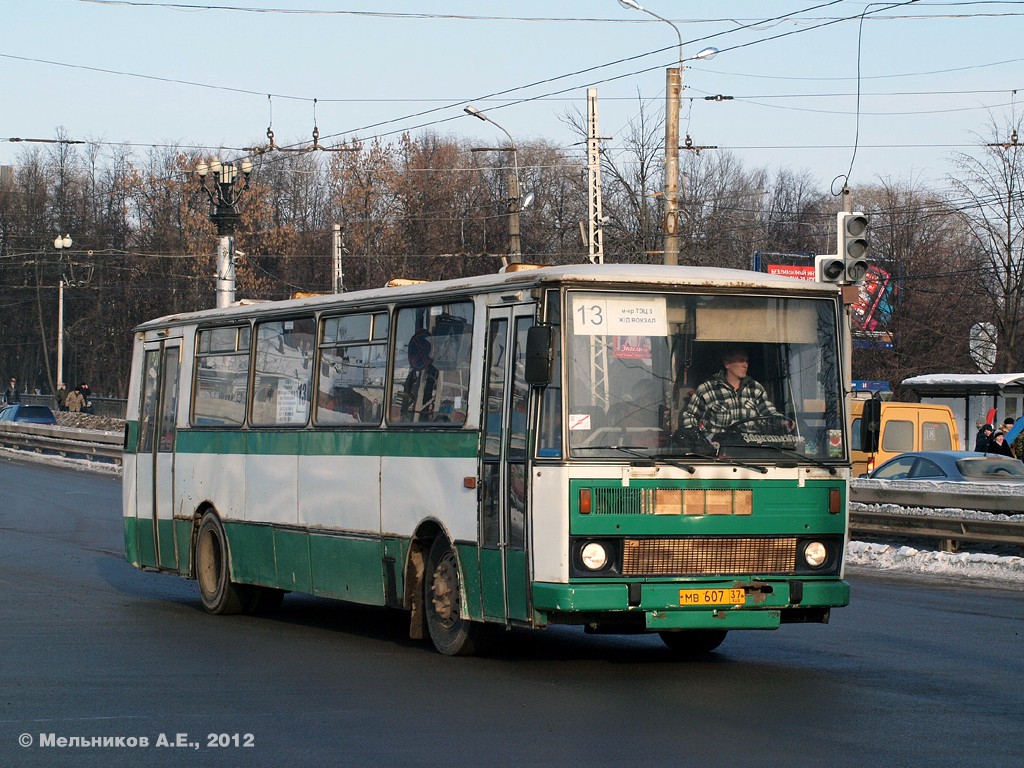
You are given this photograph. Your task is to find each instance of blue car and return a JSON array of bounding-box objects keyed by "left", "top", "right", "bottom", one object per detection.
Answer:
[
  {"left": 868, "top": 450, "right": 1024, "bottom": 482},
  {"left": 0, "top": 404, "right": 58, "bottom": 425}
]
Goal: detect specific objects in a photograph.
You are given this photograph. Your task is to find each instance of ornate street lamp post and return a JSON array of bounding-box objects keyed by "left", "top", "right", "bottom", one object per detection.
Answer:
[
  {"left": 197, "top": 158, "right": 253, "bottom": 308},
  {"left": 53, "top": 234, "right": 72, "bottom": 389}
]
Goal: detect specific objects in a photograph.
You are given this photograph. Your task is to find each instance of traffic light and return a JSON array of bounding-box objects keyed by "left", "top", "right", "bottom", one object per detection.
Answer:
[
  {"left": 838, "top": 211, "right": 869, "bottom": 284},
  {"left": 815, "top": 254, "right": 845, "bottom": 283}
]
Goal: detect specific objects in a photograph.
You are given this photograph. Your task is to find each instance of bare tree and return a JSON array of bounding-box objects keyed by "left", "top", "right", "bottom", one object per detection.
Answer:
[
  {"left": 948, "top": 115, "right": 1024, "bottom": 371},
  {"left": 852, "top": 179, "right": 981, "bottom": 385}
]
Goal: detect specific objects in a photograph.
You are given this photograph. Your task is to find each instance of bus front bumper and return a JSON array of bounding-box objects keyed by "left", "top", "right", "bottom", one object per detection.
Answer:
[{"left": 531, "top": 579, "right": 849, "bottom": 630}]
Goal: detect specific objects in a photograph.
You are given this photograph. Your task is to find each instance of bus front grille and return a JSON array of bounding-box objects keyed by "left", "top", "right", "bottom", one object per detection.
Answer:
[{"left": 621, "top": 537, "right": 798, "bottom": 576}]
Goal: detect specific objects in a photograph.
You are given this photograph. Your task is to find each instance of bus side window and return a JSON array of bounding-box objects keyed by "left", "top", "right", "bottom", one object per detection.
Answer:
[
  {"left": 251, "top": 317, "right": 315, "bottom": 426},
  {"left": 390, "top": 303, "right": 472, "bottom": 425},
  {"left": 192, "top": 326, "right": 250, "bottom": 427},
  {"left": 316, "top": 313, "right": 388, "bottom": 427}
]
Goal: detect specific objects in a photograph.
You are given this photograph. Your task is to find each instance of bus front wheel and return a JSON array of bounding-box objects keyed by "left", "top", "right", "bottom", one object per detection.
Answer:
[
  {"left": 659, "top": 630, "right": 728, "bottom": 655},
  {"left": 195, "top": 512, "right": 249, "bottom": 615},
  {"left": 424, "top": 537, "right": 484, "bottom": 656}
]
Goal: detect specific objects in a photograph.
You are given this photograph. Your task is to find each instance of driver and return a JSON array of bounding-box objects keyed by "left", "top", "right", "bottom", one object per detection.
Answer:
[{"left": 679, "top": 347, "right": 793, "bottom": 435}]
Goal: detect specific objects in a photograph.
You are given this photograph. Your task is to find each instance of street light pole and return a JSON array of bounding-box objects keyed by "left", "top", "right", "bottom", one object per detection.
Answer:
[
  {"left": 617, "top": 0, "right": 716, "bottom": 265},
  {"left": 464, "top": 105, "right": 524, "bottom": 263},
  {"left": 53, "top": 234, "right": 71, "bottom": 389},
  {"left": 197, "top": 158, "right": 253, "bottom": 308}
]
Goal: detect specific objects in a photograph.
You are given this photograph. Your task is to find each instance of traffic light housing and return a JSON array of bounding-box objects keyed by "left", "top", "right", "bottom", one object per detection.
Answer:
[
  {"left": 815, "top": 254, "right": 845, "bottom": 283},
  {"left": 838, "top": 211, "right": 869, "bottom": 284}
]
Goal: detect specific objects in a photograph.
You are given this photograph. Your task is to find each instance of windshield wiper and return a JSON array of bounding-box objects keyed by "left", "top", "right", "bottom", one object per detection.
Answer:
[
  {"left": 575, "top": 444, "right": 695, "bottom": 473},
  {"left": 646, "top": 453, "right": 696, "bottom": 474},
  {"left": 707, "top": 454, "right": 769, "bottom": 474}
]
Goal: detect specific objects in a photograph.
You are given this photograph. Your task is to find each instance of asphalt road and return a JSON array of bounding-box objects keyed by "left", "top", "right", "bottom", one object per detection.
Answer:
[{"left": 1, "top": 455, "right": 1021, "bottom": 768}]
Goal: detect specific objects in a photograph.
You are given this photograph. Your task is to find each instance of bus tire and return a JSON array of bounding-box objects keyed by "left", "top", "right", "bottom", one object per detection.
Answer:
[
  {"left": 659, "top": 630, "right": 728, "bottom": 655},
  {"left": 424, "top": 536, "right": 483, "bottom": 656},
  {"left": 195, "top": 512, "right": 248, "bottom": 615}
]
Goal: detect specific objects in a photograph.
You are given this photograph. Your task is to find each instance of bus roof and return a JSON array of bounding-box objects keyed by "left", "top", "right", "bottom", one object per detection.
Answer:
[{"left": 134, "top": 263, "right": 839, "bottom": 331}]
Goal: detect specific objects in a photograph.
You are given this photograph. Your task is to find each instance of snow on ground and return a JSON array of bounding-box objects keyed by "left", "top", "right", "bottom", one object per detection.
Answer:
[
  {"left": 846, "top": 541, "right": 1024, "bottom": 585},
  {"left": 3, "top": 445, "right": 1022, "bottom": 586},
  {"left": 846, "top": 500, "right": 1024, "bottom": 586}
]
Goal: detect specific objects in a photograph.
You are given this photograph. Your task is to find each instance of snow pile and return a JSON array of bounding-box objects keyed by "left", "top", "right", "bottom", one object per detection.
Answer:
[
  {"left": 855, "top": 477, "right": 1024, "bottom": 498},
  {"left": 848, "top": 501, "right": 1024, "bottom": 584},
  {"left": 846, "top": 541, "right": 1024, "bottom": 584}
]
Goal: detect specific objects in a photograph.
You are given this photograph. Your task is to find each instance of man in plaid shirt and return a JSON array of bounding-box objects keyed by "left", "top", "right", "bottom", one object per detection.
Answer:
[{"left": 680, "top": 348, "right": 792, "bottom": 435}]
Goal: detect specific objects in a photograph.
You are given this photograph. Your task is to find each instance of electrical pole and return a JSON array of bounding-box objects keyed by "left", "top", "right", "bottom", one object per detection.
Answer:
[
  {"left": 332, "top": 223, "right": 344, "bottom": 293},
  {"left": 587, "top": 88, "right": 606, "bottom": 264},
  {"left": 615, "top": 2, "right": 717, "bottom": 266},
  {"left": 464, "top": 105, "right": 525, "bottom": 264},
  {"left": 663, "top": 67, "right": 681, "bottom": 265},
  {"left": 508, "top": 171, "right": 522, "bottom": 262}
]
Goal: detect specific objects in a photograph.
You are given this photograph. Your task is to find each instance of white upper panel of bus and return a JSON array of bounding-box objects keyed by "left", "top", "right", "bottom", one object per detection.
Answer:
[{"left": 134, "top": 263, "right": 840, "bottom": 332}]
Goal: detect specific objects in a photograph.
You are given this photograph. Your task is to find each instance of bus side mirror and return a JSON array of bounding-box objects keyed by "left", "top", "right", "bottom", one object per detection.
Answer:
[
  {"left": 861, "top": 398, "right": 881, "bottom": 453},
  {"left": 524, "top": 325, "right": 553, "bottom": 386}
]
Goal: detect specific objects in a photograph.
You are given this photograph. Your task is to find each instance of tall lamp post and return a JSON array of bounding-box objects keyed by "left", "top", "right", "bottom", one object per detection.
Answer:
[
  {"left": 464, "top": 105, "right": 525, "bottom": 263},
  {"left": 53, "top": 234, "right": 72, "bottom": 390},
  {"left": 617, "top": 0, "right": 716, "bottom": 265},
  {"left": 197, "top": 158, "right": 253, "bottom": 308}
]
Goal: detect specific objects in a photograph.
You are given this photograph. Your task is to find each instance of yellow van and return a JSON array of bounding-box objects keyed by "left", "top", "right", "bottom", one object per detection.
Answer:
[{"left": 850, "top": 400, "right": 960, "bottom": 476}]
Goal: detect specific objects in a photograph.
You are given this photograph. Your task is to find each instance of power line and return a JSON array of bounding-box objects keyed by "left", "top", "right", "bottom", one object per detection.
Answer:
[{"left": 0, "top": 0, "right": 971, "bottom": 156}]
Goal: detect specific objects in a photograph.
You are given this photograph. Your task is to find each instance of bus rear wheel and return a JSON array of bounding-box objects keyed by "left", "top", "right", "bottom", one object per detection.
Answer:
[
  {"left": 424, "top": 537, "right": 485, "bottom": 656},
  {"left": 195, "top": 512, "right": 250, "bottom": 615},
  {"left": 659, "top": 630, "right": 728, "bottom": 655}
]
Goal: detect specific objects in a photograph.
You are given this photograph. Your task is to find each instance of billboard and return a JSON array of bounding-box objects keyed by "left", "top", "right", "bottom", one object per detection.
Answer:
[{"left": 753, "top": 251, "right": 897, "bottom": 345}]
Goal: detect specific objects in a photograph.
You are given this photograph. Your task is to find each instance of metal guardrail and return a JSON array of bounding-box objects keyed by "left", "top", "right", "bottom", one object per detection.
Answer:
[
  {"left": 850, "top": 478, "right": 1024, "bottom": 514},
  {"left": 850, "top": 478, "right": 1024, "bottom": 552},
  {"left": 0, "top": 422, "right": 123, "bottom": 465},
  {"left": 850, "top": 509, "right": 1024, "bottom": 551}
]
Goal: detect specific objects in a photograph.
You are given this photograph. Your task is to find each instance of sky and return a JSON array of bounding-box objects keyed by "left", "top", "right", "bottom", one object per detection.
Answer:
[{"left": 2, "top": 1, "right": 1022, "bottom": 199}]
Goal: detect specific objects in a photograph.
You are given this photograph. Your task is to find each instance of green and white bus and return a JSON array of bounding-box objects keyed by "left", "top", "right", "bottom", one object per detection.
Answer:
[{"left": 123, "top": 264, "right": 850, "bottom": 656}]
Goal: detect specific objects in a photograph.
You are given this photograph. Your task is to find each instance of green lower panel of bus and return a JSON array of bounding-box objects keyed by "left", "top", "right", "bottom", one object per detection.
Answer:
[
  {"left": 531, "top": 579, "right": 849, "bottom": 630},
  {"left": 126, "top": 517, "right": 182, "bottom": 571},
  {"left": 125, "top": 515, "right": 847, "bottom": 632},
  {"left": 125, "top": 515, "right": 520, "bottom": 622},
  {"left": 125, "top": 516, "right": 404, "bottom": 608}
]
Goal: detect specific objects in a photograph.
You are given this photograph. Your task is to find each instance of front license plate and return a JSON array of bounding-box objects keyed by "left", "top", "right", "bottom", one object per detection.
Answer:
[{"left": 678, "top": 588, "right": 746, "bottom": 607}]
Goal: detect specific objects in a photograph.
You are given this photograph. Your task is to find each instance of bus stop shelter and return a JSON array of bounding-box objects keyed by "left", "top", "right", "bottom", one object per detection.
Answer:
[{"left": 901, "top": 373, "right": 1024, "bottom": 450}]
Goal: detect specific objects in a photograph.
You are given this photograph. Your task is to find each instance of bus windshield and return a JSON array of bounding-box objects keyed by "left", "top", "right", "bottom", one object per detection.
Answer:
[{"left": 565, "top": 290, "right": 843, "bottom": 462}]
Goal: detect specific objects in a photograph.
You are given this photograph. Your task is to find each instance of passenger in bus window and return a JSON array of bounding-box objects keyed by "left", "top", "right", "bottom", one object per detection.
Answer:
[{"left": 679, "top": 347, "right": 793, "bottom": 436}]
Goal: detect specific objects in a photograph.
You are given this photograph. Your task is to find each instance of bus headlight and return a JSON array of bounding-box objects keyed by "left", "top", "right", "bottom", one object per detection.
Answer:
[
  {"left": 803, "top": 541, "right": 828, "bottom": 569},
  {"left": 580, "top": 542, "right": 609, "bottom": 571}
]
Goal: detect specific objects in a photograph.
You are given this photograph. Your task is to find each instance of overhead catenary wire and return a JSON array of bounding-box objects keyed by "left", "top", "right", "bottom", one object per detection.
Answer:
[{"left": 0, "top": 0, "right": 975, "bottom": 162}]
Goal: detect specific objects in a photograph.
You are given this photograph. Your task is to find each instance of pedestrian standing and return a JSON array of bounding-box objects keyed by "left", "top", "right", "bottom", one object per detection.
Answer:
[
  {"left": 55, "top": 382, "right": 68, "bottom": 412},
  {"left": 65, "top": 386, "right": 85, "bottom": 413},
  {"left": 3, "top": 377, "right": 20, "bottom": 405},
  {"left": 78, "top": 382, "right": 93, "bottom": 414},
  {"left": 973, "top": 423, "right": 993, "bottom": 452},
  {"left": 1002, "top": 417, "right": 1020, "bottom": 459},
  {"left": 988, "top": 430, "right": 1014, "bottom": 457}
]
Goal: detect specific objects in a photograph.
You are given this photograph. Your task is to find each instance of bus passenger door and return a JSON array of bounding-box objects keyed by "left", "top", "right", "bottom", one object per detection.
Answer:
[
  {"left": 135, "top": 341, "right": 181, "bottom": 570},
  {"left": 479, "top": 308, "right": 533, "bottom": 624}
]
